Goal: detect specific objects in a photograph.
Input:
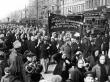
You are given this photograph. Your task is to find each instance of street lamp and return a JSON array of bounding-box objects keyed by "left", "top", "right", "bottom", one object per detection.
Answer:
[
  {"left": 7, "top": 17, "right": 10, "bottom": 22},
  {"left": 48, "top": 10, "right": 51, "bottom": 37}
]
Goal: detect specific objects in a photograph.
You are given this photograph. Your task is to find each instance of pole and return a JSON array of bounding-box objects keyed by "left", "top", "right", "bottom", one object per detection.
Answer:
[
  {"left": 63, "top": 0, "right": 64, "bottom": 15},
  {"left": 36, "top": 0, "right": 39, "bottom": 29},
  {"left": 25, "top": 4, "right": 27, "bottom": 19},
  {"left": 37, "top": 0, "right": 38, "bottom": 20},
  {"left": 48, "top": 11, "right": 51, "bottom": 37}
]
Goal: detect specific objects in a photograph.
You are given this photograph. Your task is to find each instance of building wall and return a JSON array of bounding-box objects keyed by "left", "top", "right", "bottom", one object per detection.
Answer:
[
  {"left": 85, "top": 0, "right": 110, "bottom": 11},
  {"left": 60, "top": 0, "right": 86, "bottom": 16},
  {"left": 38, "top": 0, "right": 59, "bottom": 24}
]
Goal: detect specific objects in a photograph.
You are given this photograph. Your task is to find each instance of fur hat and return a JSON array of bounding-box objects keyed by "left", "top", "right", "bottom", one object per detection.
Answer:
[
  {"left": 0, "top": 34, "right": 4, "bottom": 38},
  {"left": 13, "top": 40, "right": 21, "bottom": 49}
]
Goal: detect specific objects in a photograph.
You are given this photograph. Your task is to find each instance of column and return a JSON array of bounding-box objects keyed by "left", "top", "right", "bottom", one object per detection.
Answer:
[
  {"left": 96, "top": 0, "right": 100, "bottom": 7},
  {"left": 91, "top": 0, "right": 93, "bottom": 9},
  {"left": 105, "top": 0, "right": 107, "bottom": 5},
  {"left": 103, "top": 0, "right": 105, "bottom": 5},
  {"left": 107, "top": 0, "right": 110, "bottom": 6}
]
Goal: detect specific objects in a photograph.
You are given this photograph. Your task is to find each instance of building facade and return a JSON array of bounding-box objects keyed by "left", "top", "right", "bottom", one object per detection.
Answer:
[
  {"left": 38, "top": 0, "right": 61, "bottom": 25},
  {"left": 60, "top": 0, "right": 86, "bottom": 16},
  {"left": 85, "top": 0, "right": 110, "bottom": 11}
]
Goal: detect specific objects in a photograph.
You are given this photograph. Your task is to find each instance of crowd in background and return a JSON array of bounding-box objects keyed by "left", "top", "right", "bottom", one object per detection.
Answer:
[{"left": 0, "top": 24, "right": 109, "bottom": 82}]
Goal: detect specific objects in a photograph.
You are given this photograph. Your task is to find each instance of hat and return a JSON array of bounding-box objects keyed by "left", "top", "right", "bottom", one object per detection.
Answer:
[
  {"left": 0, "top": 39, "right": 3, "bottom": 44},
  {"left": 76, "top": 51, "right": 82, "bottom": 55},
  {"left": 26, "top": 52, "right": 36, "bottom": 57},
  {"left": 0, "top": 34, "right": 4, "bottom": 38},
  {"left": 84, "top": 71, "right": 95, "bottom": 78},
  {"left": 13, "top": 40, "right": 21, "bottom": 49},
  {"left": 65, "top": 37, "right": 71, "bottom": 42}
]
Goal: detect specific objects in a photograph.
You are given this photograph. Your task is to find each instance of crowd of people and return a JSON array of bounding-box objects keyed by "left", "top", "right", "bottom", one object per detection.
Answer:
[{"left": 0, "top": 24, "right": 109, "bottom": 82}]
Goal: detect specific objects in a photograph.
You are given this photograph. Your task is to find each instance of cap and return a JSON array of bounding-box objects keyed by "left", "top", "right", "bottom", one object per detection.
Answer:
[
  {"left": 76, "top": 51, "right": 82, "bottom": 55},
  {"left": 26, "top": 52, "right": 36, "bottom": 57},
  {"left": 65, "top": 37, "right": 71, "bottom": 42},
  {"left": 84, "top": 71, "right": 95, "bottom": 78}
]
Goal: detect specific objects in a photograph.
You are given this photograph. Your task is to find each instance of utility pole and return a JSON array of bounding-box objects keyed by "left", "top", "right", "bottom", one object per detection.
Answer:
[
  {"left": 7, "top": 17, "right": 10, "bottom": 22},
  {"left": 63, "top": 0, "right": 64, "bottom": 15},
  {"left": 37, "top": 0, "right": 38, "bottom": 20},
  {"left": 25, "top": 4, "right": 27, "bottom": 19}
]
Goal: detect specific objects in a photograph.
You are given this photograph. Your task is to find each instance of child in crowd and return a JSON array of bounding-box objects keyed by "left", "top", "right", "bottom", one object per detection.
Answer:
[{"left": 1, "top": 67, "right": 15, "bottom": 82}]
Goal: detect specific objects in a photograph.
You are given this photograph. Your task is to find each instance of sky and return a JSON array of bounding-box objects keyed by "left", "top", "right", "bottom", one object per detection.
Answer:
[{"left": 0, "top": 0, "right": 29, "bottom": 20}]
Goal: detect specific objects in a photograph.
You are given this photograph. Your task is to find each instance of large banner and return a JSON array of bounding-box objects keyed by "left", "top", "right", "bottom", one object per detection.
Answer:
[{"left": 48, "top": 13, "right": 83, "bottom": 33}]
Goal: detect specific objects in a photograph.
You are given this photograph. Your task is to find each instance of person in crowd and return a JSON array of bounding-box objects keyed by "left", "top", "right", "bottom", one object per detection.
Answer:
[
  {"left": 49, "top": 37, "right": 58, "bottom": 64},
  {"left": 20, "top": 33, "right": 28, "bottom": 55},
  {"left": 71, "top": 51, "right": 83, "bottom": 66},
  {"left": 1, "top": 67, "right": 17, "bottom": 82},
  {"left": 28, "top": 36, "right": 39, "bottom": 57},
  {"left": 89, "top": 40, "right": 96, "bottom": 55},
  {"left": 23, "top": 51, "right": 34, "bottom": 82},
  {"left": 0, "top": 55, "right": 8, "bottom": 80},
  {"left": 8, "top": 40, "right": 24, "bottom": 81},
  {"left": 69, "top": 58, "right": 86, "bottom": 82},
  {"left": 60, "top": 37, "right": 72, "bottom": 60},
  {"left": 23, "top": 51, "right": 43, "bottom": 82},
  {"left": 40, "top": 36, "right": 50, "bottom": 73},
  {"left": 85, "top": 50, "right": 100, "bottom": 69},
  {"left": 92, "top": 54, "right": 109, "bottom": 82},
  {"left": 71, "top": 38, "right": 78, "bottom": 55},
  {"left": 53, "top": 51, "right": 71, "bottom": 79},
  {"left": 101, "top": 33, "right": 109, "bottom": 55},
  {"left": 50, "top": 38, "right": 58, "bottom": 56},
  {"left": 95, "top": 34, "right": 103, "bottom": 53},
  {"left": 80, "top": 37, "right": 91, "bottom": 58},
  {"left": 84, "top": 71, "right": 95, "bottom": 82}
]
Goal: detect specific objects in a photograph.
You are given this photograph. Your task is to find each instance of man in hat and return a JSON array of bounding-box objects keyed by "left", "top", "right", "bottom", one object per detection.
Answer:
[
  {"left": 60, "top": 37, "right": 72, "bottom": 60},
  {"left": 28, "top": 36, "right": 39, "bottom": 59},
  {"left": 8, "top": 40, "right": 24, "bottom": 81},
  {"left": 40, "top": 38, "right": 50, "bottom": 73},
  {"left": 95, "top": 34, "right": 103, "bottom": 53},
  {"left": 23, "top": 51, "right": 43, "bottom": 82},
  {"left": 23, "top": 52, "right": 35, "bottom": 82},
  {"left": 84, "top": 71, "right": 95, "bottom": 82}
]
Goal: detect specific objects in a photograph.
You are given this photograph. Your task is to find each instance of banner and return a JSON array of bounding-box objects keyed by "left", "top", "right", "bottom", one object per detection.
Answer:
[{"left": 48, "top": 13, "right": 83, "bottom": 33}]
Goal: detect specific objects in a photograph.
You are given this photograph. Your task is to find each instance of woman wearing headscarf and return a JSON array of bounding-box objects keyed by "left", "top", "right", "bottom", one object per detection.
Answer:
[
  {"left": 69, "top": 58, "right": 86, "bottom": 82},
  {"left": 92, "top": 54, "right": 109, "bottom": 82}
]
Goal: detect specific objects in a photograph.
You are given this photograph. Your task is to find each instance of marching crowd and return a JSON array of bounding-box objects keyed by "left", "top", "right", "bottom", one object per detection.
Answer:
[{"left": 0, "top": 24, "right": 110, "bottom": 82}]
